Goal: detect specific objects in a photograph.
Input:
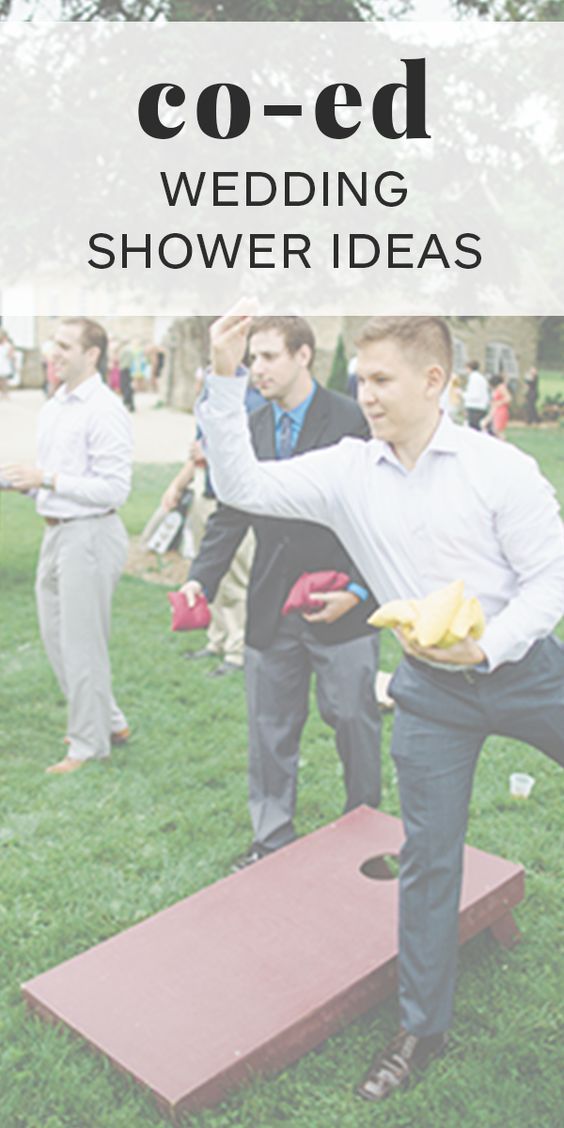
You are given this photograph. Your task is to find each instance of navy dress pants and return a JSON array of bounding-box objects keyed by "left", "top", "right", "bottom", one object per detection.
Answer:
[{"left": 389, "top": 635, "right": 564, "bottom": 1036}]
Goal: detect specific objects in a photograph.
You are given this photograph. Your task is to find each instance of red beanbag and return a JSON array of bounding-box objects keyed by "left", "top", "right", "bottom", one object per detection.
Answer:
[
  {"left": 167, "top": 591, "right": 211, "bottom": 631},
  {"left": 282, "top": 571, "right": 350, "bottom": 615}
]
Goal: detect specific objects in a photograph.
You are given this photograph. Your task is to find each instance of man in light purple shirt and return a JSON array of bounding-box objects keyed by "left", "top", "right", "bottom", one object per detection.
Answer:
[
  {"left": 200, "top": 309, "right": 564, "bottom": 1102},
  {"left": 4, "top": 319, "right": 133, "bottom": 774}
]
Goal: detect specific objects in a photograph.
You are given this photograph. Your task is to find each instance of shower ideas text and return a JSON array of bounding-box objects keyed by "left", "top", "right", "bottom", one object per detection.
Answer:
[{"left": 87, "top": 231, "right": 481, "bottom": 272}]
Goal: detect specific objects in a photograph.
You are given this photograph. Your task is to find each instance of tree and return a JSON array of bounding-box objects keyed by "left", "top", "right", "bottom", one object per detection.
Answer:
[
  {"left": 171, "top": 0, "right": 374, "bottom": 17},
  {"left": 1, "top": 0, "right": 162, "bottom": 17},
  {"left": 327, "top": 334, "right": 349, "bottom": 393},
  {"left": 537, "top": 317, "right": 564, "bottom": 368},
  {"left": 452, "top": 0, "right": 564, "bottom": 19},
  {"left": 1, "top": 0, "right": 398, "bottom": 22},
  {"left": 5, "top": 0, "right": 564, "bottom": 24},
  {"left": 0, "top": 0, "right": 104, "bottom": 17}
]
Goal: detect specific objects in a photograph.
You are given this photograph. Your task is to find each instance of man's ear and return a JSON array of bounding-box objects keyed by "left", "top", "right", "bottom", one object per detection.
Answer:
[
  {"left": 296, "top": 343, "right": 313, "bottom": 370},
  {"left": 86, "top": 345, "right": 101, "bottom": 370},
  {"left": 426, "top": 363, "right": 448, "bottom": 397}
]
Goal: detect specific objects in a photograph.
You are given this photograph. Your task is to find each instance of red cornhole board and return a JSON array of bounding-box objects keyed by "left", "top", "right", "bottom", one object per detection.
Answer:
[{"left": 22, "top": 808, "right": 524, "bottom": 1120}]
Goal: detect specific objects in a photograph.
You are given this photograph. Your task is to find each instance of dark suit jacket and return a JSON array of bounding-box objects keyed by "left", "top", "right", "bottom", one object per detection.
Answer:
[{"left": 189, "top": 383, "right": 377, "bottom": 650}]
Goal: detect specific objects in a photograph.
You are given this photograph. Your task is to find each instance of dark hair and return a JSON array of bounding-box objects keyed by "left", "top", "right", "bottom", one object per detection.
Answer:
[
  {"left": 468, "top": 360, "right": 480, "bottom": 371},
  {"left": 249, "top": 316, "right": 315, "bottom": 368},
  {"left": 490, "top": 374, "right": 504, "bottom": 388},
  {"left": 61, "top": 318, "right": 108, "bottom": 373},
  {"left": 355, "top": 316, "right": 453, "bottom": 376}
]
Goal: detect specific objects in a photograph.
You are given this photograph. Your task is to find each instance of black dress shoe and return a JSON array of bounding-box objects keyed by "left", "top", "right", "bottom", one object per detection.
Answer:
[
  {"left": 183, "top": 647, "right": 219, "bottom": 661},
  {"left": 231, "top": 843, "right": 274, "bottom": 871},
  {"left": 356, "top": 1029, "right": 447, "bottom": 1102},
  {"left": 207, "top": 661, "right": 243, "bottom": 678}
]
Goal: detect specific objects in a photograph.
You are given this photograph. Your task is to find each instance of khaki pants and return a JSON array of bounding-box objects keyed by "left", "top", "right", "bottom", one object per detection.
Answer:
[
  {"left": 189, "top": 482, "right": 253, "bottom": 666},
  {"left": 35, "top": 514, "right": 128, "bottom": 761}
]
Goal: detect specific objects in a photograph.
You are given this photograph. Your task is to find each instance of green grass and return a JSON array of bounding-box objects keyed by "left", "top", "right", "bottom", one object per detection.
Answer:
[
  {"left": 1, "top": 441, "right": 563, "bottom": 1128},
  {"left": 538, "top": 368, "right": 564, "bottom": 404}
]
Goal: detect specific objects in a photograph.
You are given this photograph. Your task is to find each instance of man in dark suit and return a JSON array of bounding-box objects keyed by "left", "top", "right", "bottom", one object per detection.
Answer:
[{"left": 182, "top": 316, "right": 381, "bottom": 868}]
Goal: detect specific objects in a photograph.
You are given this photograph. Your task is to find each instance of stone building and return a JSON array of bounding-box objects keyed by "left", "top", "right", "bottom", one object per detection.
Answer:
[{"left": 449, "top": 317, "right": 539, "bottom": 384}]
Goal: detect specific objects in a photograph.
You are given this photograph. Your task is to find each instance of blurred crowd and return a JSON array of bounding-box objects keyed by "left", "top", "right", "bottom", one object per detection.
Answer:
[{"left": 41, "top": 334, "right": 166, "bottom": 411}]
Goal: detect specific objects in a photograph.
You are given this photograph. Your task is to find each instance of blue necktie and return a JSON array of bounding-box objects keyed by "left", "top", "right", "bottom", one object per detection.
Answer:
[{"left": 278, "top": 413, "right": 293, "bottom": 459}]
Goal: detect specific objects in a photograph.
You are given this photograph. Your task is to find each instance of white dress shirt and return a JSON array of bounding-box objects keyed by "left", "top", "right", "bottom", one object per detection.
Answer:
[
  {"left": 36, "top": 374, "right": 133, "bottom": 519},
  {"left": 463, "top": 370, "right": 490, "bottom": 411},
  {"left": 0, "top": 341, "right": 13, "bottom": 377},
  {"left": 201, "top": 376, "right": 564, "bottom": 672}
]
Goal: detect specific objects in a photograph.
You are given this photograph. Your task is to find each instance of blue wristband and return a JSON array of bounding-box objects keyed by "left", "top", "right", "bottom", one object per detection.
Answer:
[{"left": 347, "top": 582, "right": 369, "bottom": 602}]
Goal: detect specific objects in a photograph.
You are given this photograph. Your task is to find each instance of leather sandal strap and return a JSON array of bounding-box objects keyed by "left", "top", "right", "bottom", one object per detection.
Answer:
[
  {"left": 358, "top": 1053, "right": 410, "bottom": 1099},
  {"left": 357, "top": 1031, "right": 441, "bottom": 1101}
]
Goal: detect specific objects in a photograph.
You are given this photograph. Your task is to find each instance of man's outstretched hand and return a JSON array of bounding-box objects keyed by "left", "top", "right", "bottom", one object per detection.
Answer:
[{"left": 210, "top": 298, "right": 258, "bottom": 376}]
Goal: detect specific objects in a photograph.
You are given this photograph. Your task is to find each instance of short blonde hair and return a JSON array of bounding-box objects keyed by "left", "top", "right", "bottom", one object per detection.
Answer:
[{"left": 356, "top": 316, "right": 452, "bottom": 376}]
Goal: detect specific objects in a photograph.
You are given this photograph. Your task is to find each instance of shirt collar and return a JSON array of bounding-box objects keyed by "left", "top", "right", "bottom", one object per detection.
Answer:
[
  {"left": 371, "top": 411, "right": 461, "bottom": 466},
  {"left": 272, "top": 381, "right": 317, "bottom": 427},
  {"left": 56, "top": 372, "right": 103, "bottom": 403}
]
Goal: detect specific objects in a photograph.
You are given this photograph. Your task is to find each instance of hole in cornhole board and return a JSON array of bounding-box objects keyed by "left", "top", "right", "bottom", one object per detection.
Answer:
[{"left": 360, "top": 854, "right": 400, "bottom": 880}]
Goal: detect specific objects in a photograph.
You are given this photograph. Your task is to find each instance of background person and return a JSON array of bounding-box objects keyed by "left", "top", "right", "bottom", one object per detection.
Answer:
[
  {"left": 147, "top": 342, "right": 166, "bottom": 393},
  {"left": 2, "top": 318, "right": 133, "bottom": 775},
  {"left": 482, "top": 374, "right": 511, "bottom": 439},
  {"left": 184, "top": 316, "right": 382, "bottom": 869},
  {"left": 161, "top": 434, "right": 255, "bottom": 677},
  {"left": 0, "top": 328, "right": 14, "bottom": 399},
  {"left": 131, "top": 339, "right": 149, "bottom": 393},
  {"left": 440, "top": 372, "right": 464, "bottom": 423},
  {"left": 119, "top": 339, "right": 135, "bottom": 413},
  {"left": 161, "top": 362, "right": 263, "bottom": 677},
  {"left": 463, "top": 359, "right": 490, "bottom": 430},
  {"left": 524, "top": 365, "right": 540, "bottom": 424},
  {"left": 107, "top": 338, "right": 123, "bottom": 394}
]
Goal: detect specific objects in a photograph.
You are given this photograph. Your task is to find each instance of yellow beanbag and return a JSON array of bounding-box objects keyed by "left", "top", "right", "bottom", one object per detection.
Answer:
[{"left": 368, "top": 580, "right": 485, "bottom": 649}]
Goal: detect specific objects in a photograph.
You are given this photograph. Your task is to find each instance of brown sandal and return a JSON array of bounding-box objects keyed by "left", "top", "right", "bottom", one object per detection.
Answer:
[{"left": 356, "top": 1030, "right": 447, "bottom": 1102}]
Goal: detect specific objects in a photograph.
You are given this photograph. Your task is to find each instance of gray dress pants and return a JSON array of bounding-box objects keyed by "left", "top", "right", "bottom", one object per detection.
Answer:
[
  {"left": 245, "top": 617, "right": 381, "bottom": 850},
  {"left": 389, "top": 635, "right": 564, "bottom": 1037},
  {"left": 35, "top": 513, "right": 128, "bottom": 761}
]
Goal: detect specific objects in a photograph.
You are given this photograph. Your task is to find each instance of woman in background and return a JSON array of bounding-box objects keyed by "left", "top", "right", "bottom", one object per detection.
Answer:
[
  {"left": 0, "top": 329, "right": 14, "bottom": 399},
  {"left": 482, "top": 374, "right": 511, "bottom": 440}
]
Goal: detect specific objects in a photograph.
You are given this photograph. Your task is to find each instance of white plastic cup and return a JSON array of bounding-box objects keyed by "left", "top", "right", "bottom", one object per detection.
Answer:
[{"left": 509, "top": 772, "right": 535, "bottom": 799}]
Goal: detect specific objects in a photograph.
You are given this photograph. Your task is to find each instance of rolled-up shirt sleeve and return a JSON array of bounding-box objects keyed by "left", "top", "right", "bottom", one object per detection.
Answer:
[
  {"left": 480, "top": 455, "right": 564, "bottom": 670},
  {"left": 55, "top": 405, "right": 133, "bottom": 509},
  {"left": 201, "top": 375, "right": 336, "bottom": 526}
]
